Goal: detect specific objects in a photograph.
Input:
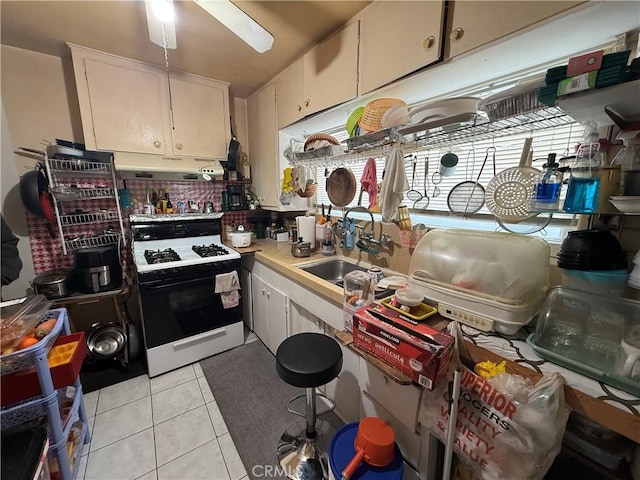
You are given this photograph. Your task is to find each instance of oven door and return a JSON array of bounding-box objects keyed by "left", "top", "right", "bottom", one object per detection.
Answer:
[{"left": 138, "top": 266, "right": 242, "bottom": 349}]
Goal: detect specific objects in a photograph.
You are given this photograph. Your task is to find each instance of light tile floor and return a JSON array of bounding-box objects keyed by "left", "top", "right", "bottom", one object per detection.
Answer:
[{"left": 78, "top": 348, "right": 254, "bottom": 480}]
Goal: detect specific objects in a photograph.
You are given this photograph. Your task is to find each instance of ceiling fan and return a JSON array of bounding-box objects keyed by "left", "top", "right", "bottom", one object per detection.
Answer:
[{"left": 144, "top": 0, "right": 274, "bottom": 53}]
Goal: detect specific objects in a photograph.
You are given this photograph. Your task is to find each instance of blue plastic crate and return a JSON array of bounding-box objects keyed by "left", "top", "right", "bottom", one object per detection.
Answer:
[{"left": 1, "top": 309, "right": 68, "bottom": 375}]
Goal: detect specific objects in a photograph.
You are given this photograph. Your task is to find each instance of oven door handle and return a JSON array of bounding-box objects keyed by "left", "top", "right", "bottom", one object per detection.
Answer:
[
  {"left": 172, "top": 326, "right": 227, "bottom": 349},
  {"left": 141, "top": 277, "right": 214, "bottom": 290}
]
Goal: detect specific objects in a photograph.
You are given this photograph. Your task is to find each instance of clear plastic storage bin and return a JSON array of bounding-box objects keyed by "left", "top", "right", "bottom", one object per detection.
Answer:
[
  {"left": 408, "top": 229, "right": 550, "bottom": 334},
  {"left": 529, "top": 287, "right": 640, "bottom": 396}
]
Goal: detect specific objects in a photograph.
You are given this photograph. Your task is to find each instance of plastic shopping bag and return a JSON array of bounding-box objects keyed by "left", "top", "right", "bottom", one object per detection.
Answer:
[{"left": 419, "top": 323, "right": 570, "bottom": 480}]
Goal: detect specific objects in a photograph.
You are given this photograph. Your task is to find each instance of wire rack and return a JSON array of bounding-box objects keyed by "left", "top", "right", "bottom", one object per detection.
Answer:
[
  {"left": 288, "top": 106, "right": 573, "bottom": 167},
  {"left": 59, "top": 211, "right": 121, "bottom": 227},
  {"left": 64, "top": 233, "right": 123, "bottom": 252},
  {"left": 48, "top": 158, "right": 112, "bottom": 175},
  {"left": 401, "top": 107, "right": 573, "bottom": 149},
  {"left": 77, "top": 187, "right": 116, "bottom": 200}
]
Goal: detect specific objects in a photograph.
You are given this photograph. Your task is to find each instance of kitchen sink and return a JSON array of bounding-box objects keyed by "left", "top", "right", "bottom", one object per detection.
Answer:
[
  {"left": 298, "top": 259, "right": 395, "bottom": 300},
  {"left": 298, "top": 259, "right": 368, "bottom": 283}
]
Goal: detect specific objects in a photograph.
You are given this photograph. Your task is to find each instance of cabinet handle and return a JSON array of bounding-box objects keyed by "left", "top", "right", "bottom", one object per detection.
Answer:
[
  {"left": 261, "top": 287, "right": 266, "bottom": 295},
  {"left": 175, "top": 143, "right": 183, "bottom": 150},
  {"left": 297, "top": 105, "right": 302, "bottom": 112},
  {"left": 153, "top": 141, "right": 162, "bottom": 148},
  {"left": 304, "top": 99, "right": 310, "bottom": 107},
  {"left": 423, "top": 36, "right": 435, "bottom": 51},
  {"left": 449, "top": 27, "right": 464, "bottom": 42},
  {"left": 266, "top": 291, "right": 271, "bottom": 299}
]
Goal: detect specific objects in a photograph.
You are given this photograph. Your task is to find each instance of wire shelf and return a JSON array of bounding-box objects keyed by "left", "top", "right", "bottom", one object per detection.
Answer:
[
  {"left": 288, "top": 106, "right": 574, "bottom": 166},
  {"left": 59, "top": 211, "right": 121, "bottom": 227},
  {"left": 48, "top": 158, "right": 112, "bottom": 175},
  {"left": 79, "top": 187, "right": 116, "bottom": 200},
  {"left": 64, "top": 233, "right": 122, "bottom": 252},
  {"left": 401, "top": 107, "right": 573, "bottom": 149}
]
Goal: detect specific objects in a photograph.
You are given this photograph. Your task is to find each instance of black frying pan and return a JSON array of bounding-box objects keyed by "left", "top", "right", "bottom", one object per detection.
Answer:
[
  {"left": 227, "top": 117, "right": 240, "bottom": 171},
  {"left": 19, "top": 167, "right": 48, "bottom": 217},
  {"left": 19, "top": 165, "right": 56, "bottom": 237}
]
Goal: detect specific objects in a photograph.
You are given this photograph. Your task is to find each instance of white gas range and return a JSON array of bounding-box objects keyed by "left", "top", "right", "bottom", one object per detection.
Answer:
[{"left": 130, "top": 214, "right": 244, "bottom": 377}]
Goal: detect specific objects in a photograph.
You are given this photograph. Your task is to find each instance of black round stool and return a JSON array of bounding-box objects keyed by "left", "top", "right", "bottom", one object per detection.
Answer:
[{"left": 276, "top": 333, "right": 343, "bottom": 480}]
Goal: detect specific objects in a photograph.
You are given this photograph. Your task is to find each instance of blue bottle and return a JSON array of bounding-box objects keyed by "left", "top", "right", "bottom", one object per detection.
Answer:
[{"left": 532, "top": 153, "right": 562, "bottom": 210}]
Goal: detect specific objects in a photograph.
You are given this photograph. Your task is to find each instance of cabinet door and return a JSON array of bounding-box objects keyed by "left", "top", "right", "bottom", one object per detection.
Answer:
[
  {"left": 265, "top": 282, "right": 288, "bottom": 354},
  {"left": 240, "top": 267, "right": 253, "bottom": 330},
  {"left": 446, "top": 1, "right": 585, "bottom": 58},
  {"left": 303, "top": 21, "right": 359, "bottom": 116},
  {"left": 276, "top": 59, "right": 305, "bottom": 129},
  {"left": 169, "top": 75, "right": 229, "bottom": 159},
  {"left": 289, "top": 301, "right": 324, "bottom": 335},
  {"left": 82, "top": 58, "right": 171, "bottom": 154},
  {"left": 325, "top": 341, "right": 360, "bottom": 423},
  {"left": 247, "top": 83, "right": 279, "bottom": 208},
  {"left": 359, "top": 1, "right": 445, "bottom": 95},
  {"left": 251, "top": 274, "right": 269, "bottom": 345}
]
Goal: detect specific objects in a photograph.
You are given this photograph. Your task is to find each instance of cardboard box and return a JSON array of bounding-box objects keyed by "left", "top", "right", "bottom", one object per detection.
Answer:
[{"left": 352, "top": 304, "right": 454, "bottom": 390}]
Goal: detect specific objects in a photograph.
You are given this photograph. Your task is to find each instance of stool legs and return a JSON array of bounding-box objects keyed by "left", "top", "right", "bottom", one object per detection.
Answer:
[
  {"left": 305, "top": 388, "right": 316, "bottom": 440},
  {"left": 277, "top": 387, "right": 332, "bottom": 480}
]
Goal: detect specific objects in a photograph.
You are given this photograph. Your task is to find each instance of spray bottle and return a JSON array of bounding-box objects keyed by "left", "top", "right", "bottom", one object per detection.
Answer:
[
  {"left": 532, "top": 153, "right": 562, "bottom": 210},
  {"left": 563, "top": 121, "right": 602, "bottom": 213}
]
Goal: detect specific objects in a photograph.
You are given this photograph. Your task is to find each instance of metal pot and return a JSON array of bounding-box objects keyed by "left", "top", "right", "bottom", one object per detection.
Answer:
[
  {"left": 203, "top": 202, "right": 214, "bottom": 213},
  {"left": 86, "top": 322, "right": 127, "bottom": 360},
  {"left": 33, "top": 269, "right": 74, "bottom": 299},
  {"left": 291, "top": 237, "right": 311, "bottom": 258}
]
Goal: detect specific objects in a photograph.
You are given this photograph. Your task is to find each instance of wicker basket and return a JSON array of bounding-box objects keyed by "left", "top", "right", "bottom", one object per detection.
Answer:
[
  {"left": 303, "top": 133, "right": 340, "bottom": 152},
  {"left": 297, "top": 182, "right": 318, "bottom": 198},
  {"left": 359, "top": 98, "right": 407, "bottom": 132}
]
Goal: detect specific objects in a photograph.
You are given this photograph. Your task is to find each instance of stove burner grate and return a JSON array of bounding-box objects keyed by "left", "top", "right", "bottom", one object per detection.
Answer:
[
  {"left": 144, "top": 248, "right": 181, "bottom": 264},
  {"left": 192, "top": 244, "right": 230, "bottom": 257}
]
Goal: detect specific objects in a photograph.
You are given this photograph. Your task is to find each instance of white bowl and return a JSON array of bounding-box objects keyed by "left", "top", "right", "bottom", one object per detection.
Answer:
[{"left": 609, "top": 196, "right": 640, "bottom": 214}]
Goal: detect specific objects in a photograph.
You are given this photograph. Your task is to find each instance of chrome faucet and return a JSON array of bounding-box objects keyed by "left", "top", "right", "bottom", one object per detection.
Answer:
[{"left": 341, "top": 206, "right": 393, "bottom": 251}]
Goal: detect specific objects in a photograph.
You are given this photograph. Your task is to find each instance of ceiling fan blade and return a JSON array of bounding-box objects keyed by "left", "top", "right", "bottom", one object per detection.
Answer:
[
  {"left": 145, "top": 0, "right": 177, "bottom": 49},
  {"left": 194, "top": 0, "right": 274, "bottom": 53}
]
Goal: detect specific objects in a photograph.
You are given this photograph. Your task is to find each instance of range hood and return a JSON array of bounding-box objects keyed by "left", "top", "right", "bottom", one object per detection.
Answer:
[{"left": 114, "top": 152, "right": 225, "bottom": 181}]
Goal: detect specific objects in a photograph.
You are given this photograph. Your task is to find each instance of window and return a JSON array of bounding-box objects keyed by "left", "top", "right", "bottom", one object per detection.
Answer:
[{"left": 313, "top": 122, "right": 586, "bottom": 243}]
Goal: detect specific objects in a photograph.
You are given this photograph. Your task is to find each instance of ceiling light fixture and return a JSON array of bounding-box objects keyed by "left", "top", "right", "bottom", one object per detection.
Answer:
[
  {"left": 194, "top": 0, "right": 274, "bottom": 53},
  {"left": 145, "top": 0, "right": 177, "bottom": 49}
]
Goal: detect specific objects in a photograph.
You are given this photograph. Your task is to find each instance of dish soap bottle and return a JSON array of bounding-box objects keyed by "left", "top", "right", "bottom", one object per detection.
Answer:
[
  {"left": 532, "top": 153, "right": 562, "bottom": 210},
  {"left": 563, "top": 121, "right": 602, "bottom": 213}
]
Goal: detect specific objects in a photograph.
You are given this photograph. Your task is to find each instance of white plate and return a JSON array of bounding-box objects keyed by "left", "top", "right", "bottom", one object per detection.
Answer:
[
  {"left": 609, "top": 196, "right": 640, "bottom": 214},
  {"left": 408, "top": 96, "right": 480, "bottom": 125}
]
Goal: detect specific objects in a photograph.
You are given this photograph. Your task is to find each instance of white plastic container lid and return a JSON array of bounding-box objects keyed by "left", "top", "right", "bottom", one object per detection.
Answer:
[{"left": 395, "top": 289, "right": 423, "bottom": 307}]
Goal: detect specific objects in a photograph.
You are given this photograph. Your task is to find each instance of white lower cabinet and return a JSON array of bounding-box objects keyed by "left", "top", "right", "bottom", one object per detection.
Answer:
[
  {"left": 359, "top": 361, "right": 422, "bottom": 432},
  {"left": 360, "top": 391, "right": 422, "bottom": 469},
  {"left": 251, "top": 272, "right": 288, "bottom": 354},
  {"left": 289, "top": 301, "right": 324, "bottom": 335},
  {"left": 325, "top": 341, "right": 360, "bottom": 424}
]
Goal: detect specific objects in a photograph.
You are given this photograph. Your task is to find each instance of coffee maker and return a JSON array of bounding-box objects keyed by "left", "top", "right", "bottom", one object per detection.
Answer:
[{"left": 224, "top": 184, "right": 249, "bottom": 211}]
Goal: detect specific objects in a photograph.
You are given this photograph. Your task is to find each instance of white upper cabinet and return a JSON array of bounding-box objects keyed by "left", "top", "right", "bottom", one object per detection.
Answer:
[
  {"left": 247, "top": 82, "right": 279, "bottom": 208},
  {"left": 276, "top": 22, "right": 359, "bottom": 129},
  {"left": 445, "top": 1, "right": 585, "bottom": 59},
  {"left": 359, "top": 0, "right": 445, "bottom": 95},
  {"left": 69, "top": 45, "right": 230, "bottom": 159},
  {"left": 276, "top": 59, "right": 305, "bottom": 130},
  {"left": 169, "top": 73, "right": 230, "bottom": 159},
  {"left": 303, "top": 21, "right": 359, "bottom": 116},
  {"left": 81, "top": 55, "right": 171, "bottom": 155}
]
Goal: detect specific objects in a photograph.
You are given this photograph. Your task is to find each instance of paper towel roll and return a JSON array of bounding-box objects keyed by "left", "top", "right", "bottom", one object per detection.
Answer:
[{"left": 296, "top": 216, "right": 317, "bottom": 250}]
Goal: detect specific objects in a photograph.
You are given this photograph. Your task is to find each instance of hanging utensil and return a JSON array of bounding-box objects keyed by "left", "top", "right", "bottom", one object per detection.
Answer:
[
  {"left": 485, "top": 138, "right": 540, "bottom": 223},
  {"left": 406, "top": 155, "right": 422, "bottom": 201},
  {"left": 447, "top": 147, "right": 496, "bottom": 216},
  {"left": 327, "top": 167, "right": 357, "bottom": 207},
  {"left": 413, "top": 155, "right": 430, "bottom": 210}
]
